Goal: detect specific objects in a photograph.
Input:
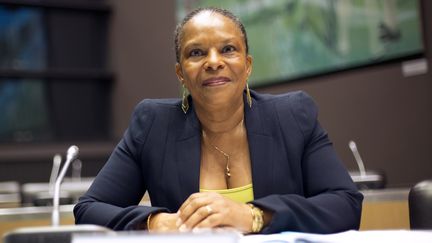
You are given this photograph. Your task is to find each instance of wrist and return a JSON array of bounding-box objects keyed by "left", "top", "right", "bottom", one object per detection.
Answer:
[
  {"left": 147, "top": 212, "right": 164, "bottom": 232},
  {"left": 137, "top": 213, "right": 154, "bottom": 230},
  {"left": 146, "top": 213, "right": 153, "bottom": 231},
  {"left": 247, "top": 203, "right": 264, "bottom": 233}
]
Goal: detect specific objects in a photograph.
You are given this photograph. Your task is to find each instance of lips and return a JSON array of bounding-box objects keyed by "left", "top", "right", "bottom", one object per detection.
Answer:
[{"left": 202, "top": 76, "right": 231, "bottom": 86}]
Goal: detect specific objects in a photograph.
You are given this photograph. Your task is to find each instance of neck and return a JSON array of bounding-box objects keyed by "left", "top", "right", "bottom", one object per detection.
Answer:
[{"left": 195, "top": 98, "right": 245, "bottom": 134}]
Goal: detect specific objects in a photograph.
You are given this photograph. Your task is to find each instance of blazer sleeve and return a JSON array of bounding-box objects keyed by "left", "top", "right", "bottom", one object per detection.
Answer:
[
  {"left": 251, "top": 92, "right": 363, "bottom": 234},
  {"left": 73, "top": 100, "right": 168, "bottom": 230}
]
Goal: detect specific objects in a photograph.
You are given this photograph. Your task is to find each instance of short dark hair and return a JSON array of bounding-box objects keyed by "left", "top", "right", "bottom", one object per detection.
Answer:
[{"left": 174, "top": 7, "right": 249, "bottom": 63}]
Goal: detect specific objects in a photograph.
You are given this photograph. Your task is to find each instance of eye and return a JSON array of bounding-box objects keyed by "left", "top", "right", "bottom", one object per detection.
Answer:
[
  {"left": 222, "top": 45, "right": 236, "bottom": 53},
  {"left": 189, "top": 49, "right": 204, "bottom": 57}
]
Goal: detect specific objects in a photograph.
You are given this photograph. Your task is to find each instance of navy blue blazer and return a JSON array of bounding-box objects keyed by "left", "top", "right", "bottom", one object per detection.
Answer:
[{"left": 74, "top": 90, "right": 363, "bottom": 233}]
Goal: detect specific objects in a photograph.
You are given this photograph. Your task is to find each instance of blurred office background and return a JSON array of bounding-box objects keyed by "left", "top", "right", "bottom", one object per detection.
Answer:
[{"left": 0, "top": 0, "right": 431, "bottom": 190}]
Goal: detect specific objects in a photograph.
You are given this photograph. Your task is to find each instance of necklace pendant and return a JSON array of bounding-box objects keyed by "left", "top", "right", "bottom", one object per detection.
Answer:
[{"left": 226, "top": 167, "right": 231, "bottom": 178}]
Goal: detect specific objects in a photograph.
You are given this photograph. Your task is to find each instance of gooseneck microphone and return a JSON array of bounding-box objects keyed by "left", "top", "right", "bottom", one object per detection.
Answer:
[
  {"left": 72, "top": 159, "right": 82, "bottom": 182},
  {"left": 52, "top": 145, "right": 79, "bottom": 227},
  {"left": 348, "top": 140, "right": 366, "bottom": 178},
  {"left": 48, "top": 154, "right": 62, "bottom": 195},
  {"left": 3, "top": 145, "right": 112, "bottom": 243}
]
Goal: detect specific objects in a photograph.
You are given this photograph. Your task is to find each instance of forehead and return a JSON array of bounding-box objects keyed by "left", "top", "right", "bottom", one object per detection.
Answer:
[
  {"left": 190, "top": 11, "right": 227, "bottom": 28},
  {"left": 181, "top": 11, "right": 243, "bottom": 46}
]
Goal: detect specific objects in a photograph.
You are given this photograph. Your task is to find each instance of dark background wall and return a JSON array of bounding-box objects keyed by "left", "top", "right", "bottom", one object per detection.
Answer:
[
  {"left": 0, "top": 1, "right": 430, "bottom": 188},
  {"left": 107, "top": 0, "right": 431, "bottom": 188}
]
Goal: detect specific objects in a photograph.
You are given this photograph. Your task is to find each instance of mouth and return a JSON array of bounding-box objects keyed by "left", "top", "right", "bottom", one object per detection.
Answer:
[{"left": 202, "top": 76, "right": 231, "bottom": 87}]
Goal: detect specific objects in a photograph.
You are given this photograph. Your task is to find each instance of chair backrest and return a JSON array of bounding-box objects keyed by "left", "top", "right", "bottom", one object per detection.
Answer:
[
  {"left": 409, "top": 179, "right": 432, "bottom": 229},
  {"left": 0, "top": 181, "right": 21, "bottom": 208}
]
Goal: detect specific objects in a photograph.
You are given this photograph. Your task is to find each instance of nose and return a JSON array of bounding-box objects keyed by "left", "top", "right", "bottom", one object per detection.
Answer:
[{"left": 204, "top": 49, "right": 225, "bottom": 71}]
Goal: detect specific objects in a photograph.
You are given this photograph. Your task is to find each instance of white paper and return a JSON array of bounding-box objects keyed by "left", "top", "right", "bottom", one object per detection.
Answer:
[
  {"left": 72, "top": 229, "right": 432, "bottom": 243},
  {"left": 72, "top": 231, "right": 239, "bottom": 243},
  {"left": 241, "top": 230, "right": 432, "bottom": 243}
]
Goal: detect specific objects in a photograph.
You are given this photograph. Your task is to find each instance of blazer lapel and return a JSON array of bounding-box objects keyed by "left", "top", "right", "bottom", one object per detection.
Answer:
[
  {"left": 174, "top": 92, "right": 275, "bottom": 201},
  {"left": 175, "top": 104, "right": 201, "bottom": 202},
  {"left": 244, "top": 92, "right": 275, "bottom": 199}
]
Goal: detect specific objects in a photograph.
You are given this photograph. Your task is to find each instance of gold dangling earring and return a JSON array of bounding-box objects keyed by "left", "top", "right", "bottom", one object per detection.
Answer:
[
  {"left": 246, "top": 82, "right": 252, "bottom": 108},
  {"left": 181, "top": 84, "right": 189, "bottom": 114}
]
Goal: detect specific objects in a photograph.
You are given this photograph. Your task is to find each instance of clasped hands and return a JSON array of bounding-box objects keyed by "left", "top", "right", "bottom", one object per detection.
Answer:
[{"left": 148, "top": 192, "right": 253, "bottom": 233}]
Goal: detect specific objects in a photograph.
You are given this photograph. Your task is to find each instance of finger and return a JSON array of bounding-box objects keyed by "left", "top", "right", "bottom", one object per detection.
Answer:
[
  {"left": 151, "top": 212, "right": 181, "bottom": 233},
  {"left": 180, "top": 204, "right": 214, "bottom": 231},
  {"left": 193, "top": 213, "right": 222, "bottom": 229},
  {"left": 179, "top": 194, "right": 212, "bottom": 222},
  {"left": 178, "top": 192, "right": 205, "bottom": 215}
]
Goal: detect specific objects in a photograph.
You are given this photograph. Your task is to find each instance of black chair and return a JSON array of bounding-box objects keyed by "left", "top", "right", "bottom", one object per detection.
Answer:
[{"left": 409, "top": 179, "right": 432, "bottom": 229}]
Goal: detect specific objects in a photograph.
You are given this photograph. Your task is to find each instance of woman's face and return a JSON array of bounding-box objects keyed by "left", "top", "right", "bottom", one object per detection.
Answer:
[{"left": 175, "top": 11, "right": 252, "bottom": 110}]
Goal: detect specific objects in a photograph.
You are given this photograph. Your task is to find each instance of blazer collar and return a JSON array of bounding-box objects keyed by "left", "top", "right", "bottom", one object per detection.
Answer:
[
  {"left": 175, "top": 96, "right": 201, "bottom": 202},
  {"left": 243, "top": 90, "right": 275, "bottom": 199},
  {"left": 178, "top": 91, "right": 268, "bottom": 139},
  {"left": 175, "top": 91, "right": 274, "bottom": 201}
]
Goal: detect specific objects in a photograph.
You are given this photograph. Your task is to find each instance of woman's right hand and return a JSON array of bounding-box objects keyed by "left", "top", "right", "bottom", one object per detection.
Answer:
[{"left": 148, "top": 212, "right": 180, "bottom": 232}]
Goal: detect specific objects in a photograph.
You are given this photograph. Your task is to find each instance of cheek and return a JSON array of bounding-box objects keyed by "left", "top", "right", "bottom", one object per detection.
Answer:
[
  {"left": 182, "top": 62, "right": 201, "bottom": 79},
  {"left": 181, "top": 65, "right": 203, "bottom": 91},
  {"left": 229, "top": 61, "right": 249, "bottom": 78}
]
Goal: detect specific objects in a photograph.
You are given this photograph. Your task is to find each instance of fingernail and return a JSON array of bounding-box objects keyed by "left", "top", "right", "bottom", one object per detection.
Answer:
[
  {"left": 179, "top": 224, "right": 188, "bottom": 232},
  {"left": 192, "top": 227, "right": 211, "bottom": 233},
  {"left": 176, "top": 218, "right": 182, "bottom": 227},
  {"left": 192, "top": 227, "right": 202, "bottom": 233}
]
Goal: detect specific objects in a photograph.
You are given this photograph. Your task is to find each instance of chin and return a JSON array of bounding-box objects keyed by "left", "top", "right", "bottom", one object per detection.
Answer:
[{"left": 203, "top": 93, "right": 241, "bottom": 107}]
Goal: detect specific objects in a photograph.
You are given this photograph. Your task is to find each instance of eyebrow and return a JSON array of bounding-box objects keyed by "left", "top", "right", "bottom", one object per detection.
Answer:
[
  {"left": 183, "top": 43, "right": 202, "bottom": 50},
  {"left": 183, "top": 37, "right": 240, "bottom": 50}
]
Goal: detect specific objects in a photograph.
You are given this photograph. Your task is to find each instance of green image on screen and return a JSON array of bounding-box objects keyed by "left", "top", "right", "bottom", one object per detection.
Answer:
[{"left": 176, "top": 0, "right": 423, "bottom": 87}]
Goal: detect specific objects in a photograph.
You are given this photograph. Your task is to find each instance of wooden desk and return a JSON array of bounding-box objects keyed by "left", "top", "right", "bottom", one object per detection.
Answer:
[
  {"left": 0, "top": 205, "right": 75, "bottom": 239},
  {"left": 1, "top": 189, "right": 410, "bottom": 239},
  {"left": 360, "top": 188, "right": 410, "bottom": 230}
]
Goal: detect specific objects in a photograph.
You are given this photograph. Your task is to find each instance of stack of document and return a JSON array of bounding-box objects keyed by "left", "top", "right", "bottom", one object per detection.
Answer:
[
  {"left": 242, "top": 230, "right": 432, "bottom": 243},
  {"left": 71, "top": 229, "right": 432, "bottom": 243}
]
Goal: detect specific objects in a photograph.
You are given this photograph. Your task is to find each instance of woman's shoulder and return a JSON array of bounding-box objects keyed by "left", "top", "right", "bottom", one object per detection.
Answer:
[
  {"left": 128, "top": 98, "right": 181, "bottom": 127},
  {"left": 253, "top": 90, "right": 319, "bottom": 134},
  {"left": 253, "top": 90, "right": 317, "bottom": 112},
  {"left": 134, "top": 98, "right": 181, "bottom": 110},
  {"left": 125, "top": 98, "right": 182, "bottom": 142},
  {"left": 131, "top": 98, "right": 182, "bottom": 118}
]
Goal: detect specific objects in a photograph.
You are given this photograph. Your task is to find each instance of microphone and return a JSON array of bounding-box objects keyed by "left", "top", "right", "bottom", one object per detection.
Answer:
[
  {"left": 348, "top": 140, "right": 386, "bottom": 189},
  {"left": 72, "top": 159, "right": 82, "bottom": 182},
  {"left": 52, "top": 145, "right": 79, "bottom": 227},
  {"left": 348, "top": 140, "right": 366, "bottom": 178},
  {"left": 48, "top": 154, "right": 62, "bottom": 195},
  {"left": 3, "top": 145, "right": 112, "bottom": 243}
]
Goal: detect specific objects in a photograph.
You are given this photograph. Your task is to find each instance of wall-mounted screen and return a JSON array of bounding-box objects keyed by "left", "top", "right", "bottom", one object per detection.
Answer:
[
  {"left": 176, "top": 0, "right": 424, "bottom": 87},
  {"left": 0, "top": 6, "right": 51, "bottom": 142},
  {"left": 0, "top": 79, "right": 52, "bottom": 142},
  {"left": 0, "top": 6, "right": 47, "bottom": 70},
  {"left": 0, "top": 4, "right": 112, "bottom": 143}
]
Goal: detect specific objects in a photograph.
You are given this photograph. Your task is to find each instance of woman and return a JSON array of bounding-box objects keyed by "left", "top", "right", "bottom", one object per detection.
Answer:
[{"left": 74, "top": 7, "right": 362, "bottom": 234}]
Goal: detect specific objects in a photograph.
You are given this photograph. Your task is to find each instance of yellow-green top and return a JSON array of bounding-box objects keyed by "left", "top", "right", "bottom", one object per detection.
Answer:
[{"left": 200, "top": 183, "right": 254, "bottom": 204}]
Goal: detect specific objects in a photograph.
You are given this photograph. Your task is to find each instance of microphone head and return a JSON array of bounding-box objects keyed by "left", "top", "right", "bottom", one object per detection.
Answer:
[
  {"left": 348, "top": 140, "right": 357, "bottom": 150},
  {"left": 66, "top": 145, "right": 79, "bottom": 161},
  {"left": 53, "top": 154, "right": 62, "bottom": 165}
]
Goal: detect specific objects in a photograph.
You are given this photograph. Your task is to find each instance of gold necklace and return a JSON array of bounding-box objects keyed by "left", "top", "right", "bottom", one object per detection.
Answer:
[
  {"left": 202, "top": 131, "right": 231, "bottom": 180},
  {"left": 213, "top": 144, "right": 231, "bottom": 179},
  {"left": 202, "top": 119, "right": 244, "bottom": 180}
]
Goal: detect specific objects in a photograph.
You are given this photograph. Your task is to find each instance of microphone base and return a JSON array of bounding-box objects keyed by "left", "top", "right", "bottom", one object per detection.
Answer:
[
  {"left": 349, "top": 170, "right": 386, "bottom": 190},
  {"left": 3, "top": 224, "right": 113, "bottom": 243}
]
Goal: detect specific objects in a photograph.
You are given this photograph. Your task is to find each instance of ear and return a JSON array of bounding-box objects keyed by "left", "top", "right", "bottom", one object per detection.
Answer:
[
  {"left": 245, "top": 55, "right": 253, "bottom": 79},
  {"left": 175, "top": 63, "right": 185, "bottom": 85}
]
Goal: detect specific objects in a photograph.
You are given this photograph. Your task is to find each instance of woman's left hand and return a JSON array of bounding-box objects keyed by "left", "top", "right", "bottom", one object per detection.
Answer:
[{"left": 176, "top": 192, "right": 252, "bottom": 233}]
